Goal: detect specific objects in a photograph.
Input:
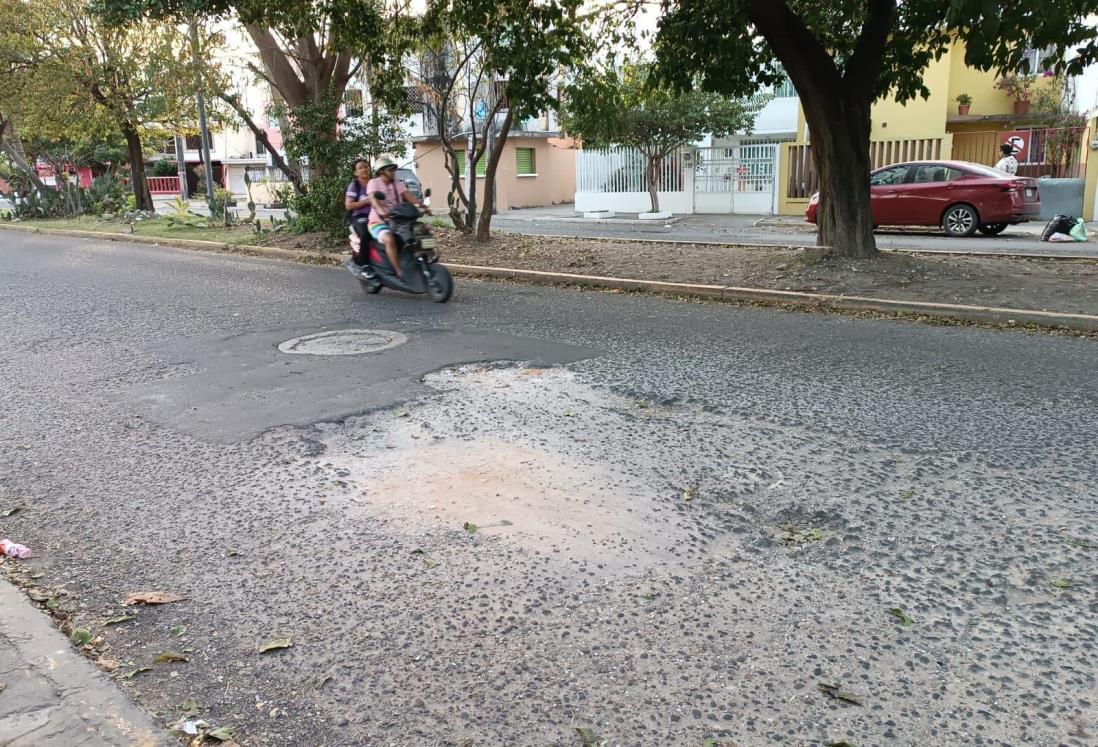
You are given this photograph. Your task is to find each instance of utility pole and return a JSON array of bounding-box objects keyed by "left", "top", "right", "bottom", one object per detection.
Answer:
[
  {"left": 173, "top": 134, "right": 187, "bottom": 200},
  {"left": 189, "top": 22, "right": 216, "bottom": 212}
]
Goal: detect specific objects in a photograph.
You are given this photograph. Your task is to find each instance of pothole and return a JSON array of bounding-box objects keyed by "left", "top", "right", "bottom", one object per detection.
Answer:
[{"left": 277, "top": 329, "right": 408, "bottom": 356}]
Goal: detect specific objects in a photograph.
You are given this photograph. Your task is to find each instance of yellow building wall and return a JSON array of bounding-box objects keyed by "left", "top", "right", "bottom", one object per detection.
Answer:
[{"left": 869, "top": 54, "right": 951, "bottom": 139}]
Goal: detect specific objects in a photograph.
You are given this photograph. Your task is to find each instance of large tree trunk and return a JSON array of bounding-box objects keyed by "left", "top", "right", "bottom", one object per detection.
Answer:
[
  {"left": 476, "top": 108, "right": 515, "bottom": 242},
  {"left": 121, "top": 124, "right": 154, "bottom": 212},
  {"left": 744, "top": 0, "right": 891, "bottom": 259},
  {"left": 806, "top": 95, "right": 876, "bottom": 257}
]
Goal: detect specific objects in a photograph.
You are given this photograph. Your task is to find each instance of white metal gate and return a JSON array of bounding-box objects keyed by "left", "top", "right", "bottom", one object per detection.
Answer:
[{"left": 694, "top": 144, "right": 779, "bottom": 214}]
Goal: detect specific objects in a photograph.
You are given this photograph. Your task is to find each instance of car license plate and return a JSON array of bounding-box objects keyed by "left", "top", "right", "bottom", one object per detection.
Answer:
[
  {"left": 420, "top": 238, "right": 437, "bottom": 249},
  {"left": 1025, "top": 188, "right": 1035, "bottom": 199}
]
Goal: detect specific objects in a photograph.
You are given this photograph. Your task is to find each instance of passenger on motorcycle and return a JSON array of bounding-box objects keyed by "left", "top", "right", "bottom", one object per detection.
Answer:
[
  {"left": 344, "top": 159, "right": 374, "bottom": 268},
  {"left": 365, "top": 157, "right": 428, "bottom": 280}
]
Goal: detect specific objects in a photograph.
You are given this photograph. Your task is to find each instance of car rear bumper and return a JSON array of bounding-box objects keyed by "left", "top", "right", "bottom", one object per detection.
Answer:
[{"left": 1007, "top": 204, "right": 1041, "bottom": 223}]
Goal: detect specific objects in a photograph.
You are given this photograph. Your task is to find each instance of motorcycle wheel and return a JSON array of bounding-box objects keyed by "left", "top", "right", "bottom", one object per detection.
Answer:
[{"left": 423, "top": 264, "right": 453, "bottom": 303}]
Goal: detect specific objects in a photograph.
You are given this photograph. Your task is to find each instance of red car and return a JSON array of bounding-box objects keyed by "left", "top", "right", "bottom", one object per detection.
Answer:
[{"left": 806, "top": 160, "right": 1041, "bottom": 237}]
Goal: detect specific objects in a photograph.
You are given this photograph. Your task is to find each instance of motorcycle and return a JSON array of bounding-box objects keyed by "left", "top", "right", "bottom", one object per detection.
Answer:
[{"left": 344, "top": 188, "right": 454, "bottom": 303}]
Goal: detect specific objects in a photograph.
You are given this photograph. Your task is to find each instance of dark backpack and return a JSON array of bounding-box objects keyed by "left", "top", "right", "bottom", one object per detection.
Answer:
[{"left": 1042, "top": 214, "right": 1077, "bottom": 241}]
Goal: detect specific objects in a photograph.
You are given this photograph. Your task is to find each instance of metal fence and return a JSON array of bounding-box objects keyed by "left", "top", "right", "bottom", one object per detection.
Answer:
[
  {"left": 952, "top": 127, "right": 1090, "bottom": 178},
  {"left": 786, "top": 137, "right": 946, "bottom": 198},
  {"left": 695, "top": 144, "right": 778, "bottom": 193},
  {"left": 576, "top": 146, "right": 683, "bottom": 193}
]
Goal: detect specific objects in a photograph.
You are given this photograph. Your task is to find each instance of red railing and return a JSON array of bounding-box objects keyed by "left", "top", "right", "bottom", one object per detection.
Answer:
[{"left": 147, "top": 176, "right": 181, "bottom": 194}]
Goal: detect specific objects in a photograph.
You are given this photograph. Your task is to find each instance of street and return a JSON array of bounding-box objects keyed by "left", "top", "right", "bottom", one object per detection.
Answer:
[{"left": 2, "top": 233, "right": 1098, "bottom": 746}]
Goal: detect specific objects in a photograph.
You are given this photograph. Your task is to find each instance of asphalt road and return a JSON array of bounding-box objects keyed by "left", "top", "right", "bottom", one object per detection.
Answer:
[{"left": 2, "top": 233, "right": 1097, "bottom": 746}]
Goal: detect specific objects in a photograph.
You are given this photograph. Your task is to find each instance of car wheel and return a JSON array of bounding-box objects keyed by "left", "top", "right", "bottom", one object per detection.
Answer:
[
  {"left": 977, "top": 223, "right": 1008, "bottom": 236},
  {"left": 943, "top": 204, "right": 979, "bottom": 237}
]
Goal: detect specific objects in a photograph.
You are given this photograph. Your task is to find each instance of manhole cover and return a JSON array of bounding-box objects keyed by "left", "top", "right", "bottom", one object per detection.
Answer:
[{"left": 277, "top": 329, "right": 408, "bottom": 356}]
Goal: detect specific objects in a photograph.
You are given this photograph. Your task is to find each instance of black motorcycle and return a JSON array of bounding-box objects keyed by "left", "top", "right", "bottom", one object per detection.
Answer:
[{"left": 345, "top": 189, "right": 453, "bottom": 303}]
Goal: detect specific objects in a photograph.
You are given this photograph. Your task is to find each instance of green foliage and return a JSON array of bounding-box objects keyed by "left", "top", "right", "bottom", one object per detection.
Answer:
[
  {"left": 564, "top": 61, "right": 765, "bottom": 158},
  {"left": 278, "top": 96, "right": 406, "bottom": 236},
  {"left": 954, "top": 93, "right": 972, "bottom": 106},
  {"left": 87, "top": 172, "right": 128, "bottom": 215},
  {"left": 149, "top": 160, "right": 178, "bottom": 177},
  {"left": 653, "top": 0, "right": 1098, "bottom": 105}
]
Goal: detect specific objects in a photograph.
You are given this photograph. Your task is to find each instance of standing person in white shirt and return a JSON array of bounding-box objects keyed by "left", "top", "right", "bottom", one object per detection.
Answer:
[{"left": 995, "top": 143, "right": 1019, "bottom": 175}]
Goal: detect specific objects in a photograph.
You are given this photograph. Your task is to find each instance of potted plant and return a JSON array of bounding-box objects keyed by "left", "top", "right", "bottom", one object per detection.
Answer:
[
  {"left": 955, "top": 93, "right": 972, "bottom": 116},
  {"left": 995, "top": 74, "right": 1035, "bottom": 115}
]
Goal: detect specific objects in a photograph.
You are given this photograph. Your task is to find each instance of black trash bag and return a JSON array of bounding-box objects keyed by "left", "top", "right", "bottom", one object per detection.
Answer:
[{"left": 1042, "top": 214, "right": 1078, "bottom": 241}]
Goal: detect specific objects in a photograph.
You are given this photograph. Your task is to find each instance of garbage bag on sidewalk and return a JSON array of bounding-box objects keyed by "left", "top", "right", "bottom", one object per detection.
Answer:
[
  {"left": 1042, "top": 214, "right": 1078, "bottom": 241},
  {"left": 1069, "top": 218, "right": 1089, "bottom": 242}
]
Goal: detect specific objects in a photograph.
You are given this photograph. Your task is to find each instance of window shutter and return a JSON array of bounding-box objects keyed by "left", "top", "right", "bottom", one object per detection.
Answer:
[
  {"left": 475, "top": 155, "right": 487, "bottom": 177},
  {"left": 516, "top": 147, "right": 535, "bottom": 175},
  {"left": 453, "top": 150, "right": 465, "bottom": 177}
]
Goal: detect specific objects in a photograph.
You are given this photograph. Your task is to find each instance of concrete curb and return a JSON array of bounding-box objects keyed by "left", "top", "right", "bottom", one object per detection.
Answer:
[
  {"left": 4, "top": 223, "right": 1098, "bottom": 332},
  {"left": 0, "top": 579, "right": 173, "bottom": 746}
]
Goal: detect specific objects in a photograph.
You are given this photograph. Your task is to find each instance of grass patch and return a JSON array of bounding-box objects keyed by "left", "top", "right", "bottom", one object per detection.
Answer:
[{"left": 13, "top": 216, "right": 258, "bottom": 245}]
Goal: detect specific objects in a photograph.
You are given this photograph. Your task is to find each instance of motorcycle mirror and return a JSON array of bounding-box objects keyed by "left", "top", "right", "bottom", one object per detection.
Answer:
[{"left": 424, "top": 188, "right": 432, "bottom": 198}]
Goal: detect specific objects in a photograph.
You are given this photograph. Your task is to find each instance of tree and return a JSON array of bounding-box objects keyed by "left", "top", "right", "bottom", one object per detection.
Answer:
[
  {"left": 1, "top": 0, "right": 215, "bottom": 212},
  {"left": 563, "top": 60, "right": 765, "bottom": 213},
  {"left": 96, "top": 0, "right": 413, "bottom": 183},
  {"left": 652, "top": 0, "right": 1098, "bottom": 257},
  {"left": 410, "top": 0, "right": 588, "bottom": 241}
]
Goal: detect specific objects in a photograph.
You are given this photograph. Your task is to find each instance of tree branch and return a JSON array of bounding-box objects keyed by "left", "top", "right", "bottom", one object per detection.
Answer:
[
  {"left": 216, "top": 91, "right": 304, "bottom": 194},
  {"left": 846, "top": 0, "right": 896, "bottom": 97}
]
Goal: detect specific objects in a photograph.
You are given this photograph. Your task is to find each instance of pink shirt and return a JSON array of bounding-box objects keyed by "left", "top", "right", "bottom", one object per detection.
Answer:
[{"left": 367, "top": 177, "right": 407, "bottom": 225}]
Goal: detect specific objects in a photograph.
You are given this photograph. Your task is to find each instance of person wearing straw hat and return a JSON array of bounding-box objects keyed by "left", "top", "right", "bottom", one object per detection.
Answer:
[{"left": 365, "top": 157, "right": 428, "bottom": 280}]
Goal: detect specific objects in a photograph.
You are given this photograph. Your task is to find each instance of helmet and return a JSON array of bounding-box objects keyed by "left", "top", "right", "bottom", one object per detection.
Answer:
[{"left": 374, "top": 157, "right": 397, "bottom": 174}]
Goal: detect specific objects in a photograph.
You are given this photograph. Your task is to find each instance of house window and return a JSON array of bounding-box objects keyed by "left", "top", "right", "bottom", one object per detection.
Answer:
[
  {"left": 404, "top": 85, "right": 425, "bottom": 114},
  {"left": 255, "top": 135, "right": 267, "bottom": 156},
  {"left": 1022, "top": 45, "right": 1057, "bottom": 74},
  {"left": 453, "top": 150, "right": 487, "bottom": 177},
  {"left": 516, "top": 147, "right": 536, "bottom": 176},
  {"left": 184, "top": 134, "right": 201, "bottom": 150},
  {"left": 343, "top": 89, "right": 364, "bottom": 118}
]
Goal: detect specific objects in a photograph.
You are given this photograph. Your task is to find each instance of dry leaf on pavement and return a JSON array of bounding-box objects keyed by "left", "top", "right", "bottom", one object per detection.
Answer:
[{"left": 122, "top": 591, "right": 187, "bottom": 606}]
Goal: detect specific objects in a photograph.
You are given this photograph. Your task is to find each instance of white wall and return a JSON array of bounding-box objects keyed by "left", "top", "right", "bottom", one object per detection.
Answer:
[
  {"left": 575, "top": 191, "right": 693, "bottom": 214},
  {"left": 750, "top": 97, "right": 799, "bottom": 136}
]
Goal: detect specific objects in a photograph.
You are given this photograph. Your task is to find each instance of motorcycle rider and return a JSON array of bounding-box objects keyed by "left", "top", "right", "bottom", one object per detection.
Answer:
[{"left": 366, "top": 157, "right": 428, "bottom": 280}]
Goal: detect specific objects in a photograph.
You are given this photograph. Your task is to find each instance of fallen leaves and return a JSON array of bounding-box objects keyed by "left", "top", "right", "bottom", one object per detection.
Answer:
[
  {"left": 888, "top": 607, "right": 914, "bottom": 627},
  {"left": 816, "top": 682, "right": 863, "bottom": 706},
  {"left": 782, "top": 527, "right": 825, "bottom": 545},
  {"left": 70, "top": 628, "right": 94, "bottom": 646},
  {"left": 576, "top": 726, "right": 601, "bottom": 746},
  {"left": 1050, "top": 578, "right": 1077, "bottom": 589},
  {"left": 0, "top": 506, "right": 23, "bottom": 517},
  {"left": 258, "top": 637, "right": 294, "bottom": 654},
  {"left": 104, "top": 613, "right": 137, "bottom": 626},
  {"left": 123, "top": 591, "right": 187, "bottom": 606},
  {"left": 681, "top": 487, "right": 697, "bottom": 502},
  {"left": 169, "top": 625, "right": 187, "bottom": 638},
  {"left": 462, "top": 522, "right": 477, "bottom": 535},
  {"left": 155, "top": 651, "right": 189, "bottom": 663},
  {"left": 121, "top": 666, "right": 152, "bottom": 679}
]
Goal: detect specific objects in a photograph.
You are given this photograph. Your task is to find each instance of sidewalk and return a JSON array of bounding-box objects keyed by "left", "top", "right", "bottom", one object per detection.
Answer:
[
  {"left": 493, "top": 206, "right": 1098, "bottom": 259},
  {"left": 0, "top": 579, "right": 170, "bottom": 747}
]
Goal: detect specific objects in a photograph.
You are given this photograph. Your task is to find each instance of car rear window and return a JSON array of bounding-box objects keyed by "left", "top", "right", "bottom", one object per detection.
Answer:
[{"left": 958, "top": 163, "right": 1010, "bottom": 178}]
